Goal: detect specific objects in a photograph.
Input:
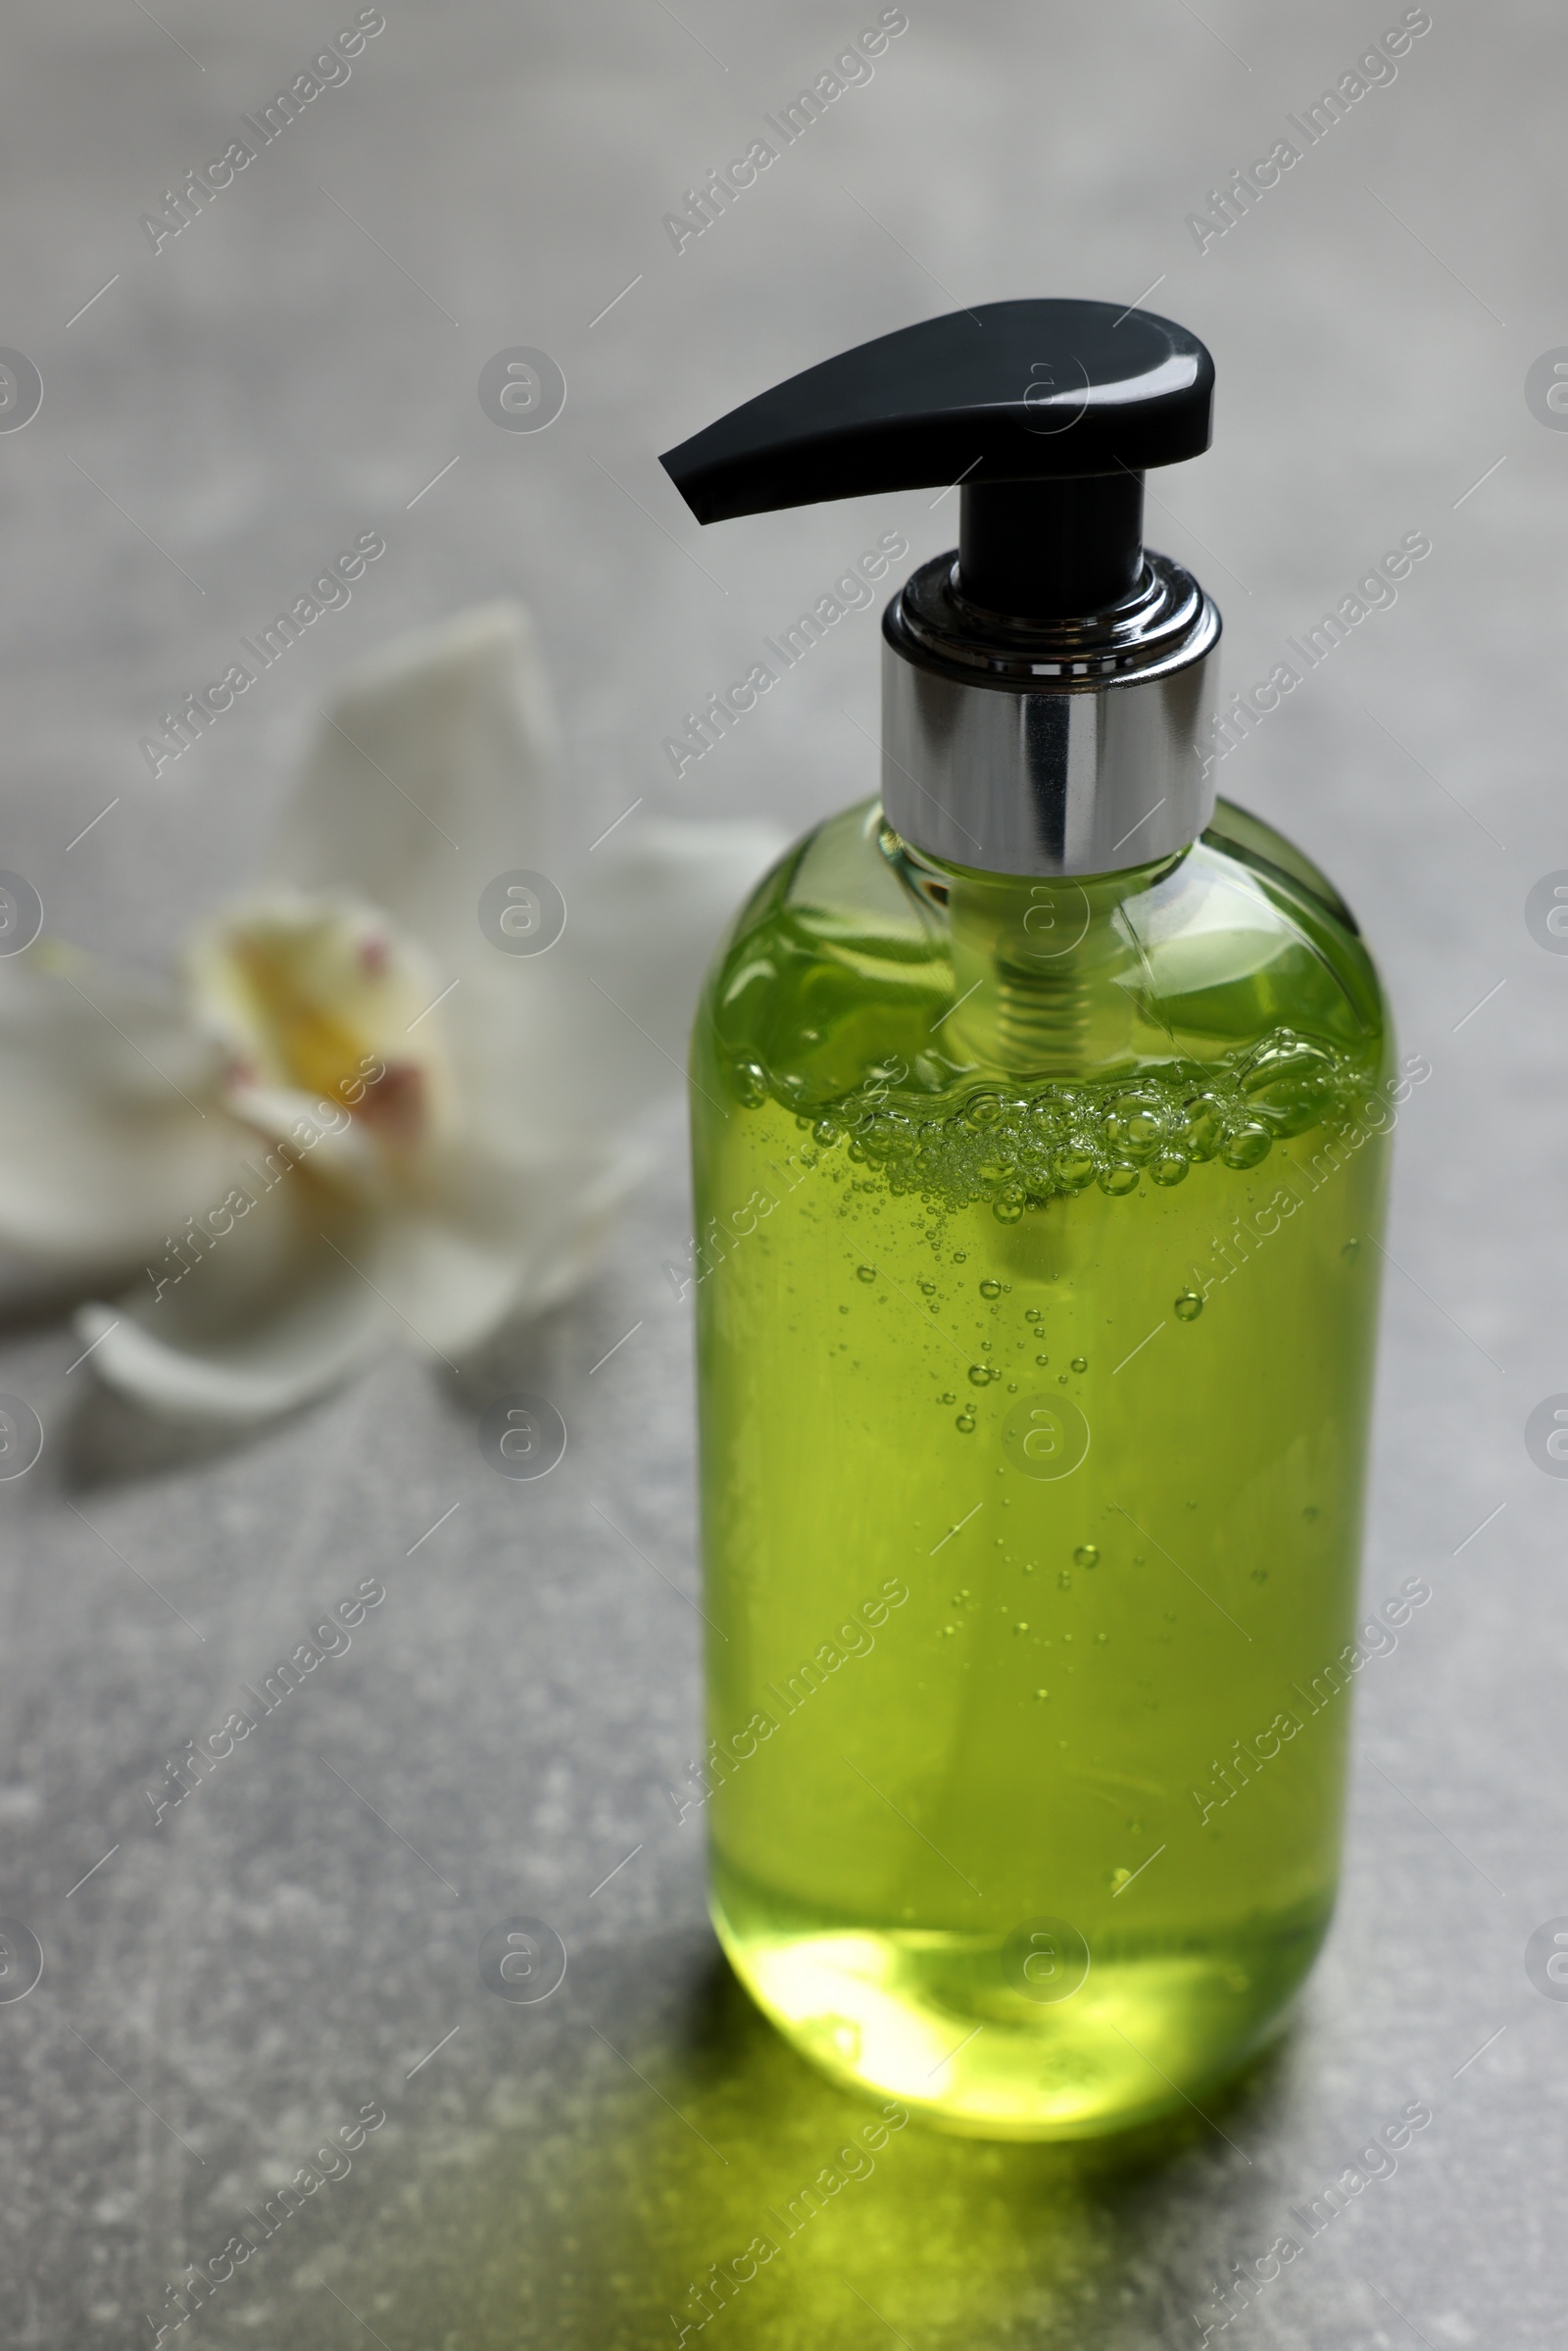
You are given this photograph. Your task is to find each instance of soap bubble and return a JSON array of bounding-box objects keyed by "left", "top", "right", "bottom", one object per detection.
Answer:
[
  {"left": 1220, "top": 1123, "right": 1271, "bottom": 1170},
  {"left": 1181, "top": 1094, "right": 1225, "bottom": 1160},
  {"left": 760, "top": 1028, "right": 1371, "bottom": 1223},
  {"left": 1102, "top": 1091, "right": 1164, "bottom": 1159},
  {"left": 1051, "top": 1145, "right": 1097, "bottom": 1193},
  {"left": 1239, "top": 1034, "right": 1340, "bottom": 1133}
]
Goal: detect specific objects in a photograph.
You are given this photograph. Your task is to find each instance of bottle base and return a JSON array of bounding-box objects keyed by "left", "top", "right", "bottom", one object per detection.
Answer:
[{"left": 710, "top": 1883, "right": 1321, "bottom": 2140}]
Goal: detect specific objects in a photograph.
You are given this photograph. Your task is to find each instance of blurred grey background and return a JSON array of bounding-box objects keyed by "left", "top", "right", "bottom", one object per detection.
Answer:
[{"left": 0, "top": 1, "right": 1563, "bottom": 2343}]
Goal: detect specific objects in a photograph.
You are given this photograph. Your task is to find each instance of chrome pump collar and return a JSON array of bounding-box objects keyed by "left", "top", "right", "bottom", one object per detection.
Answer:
[{"left": 881, "top": 548, "right": 1221, "bottom": 879}]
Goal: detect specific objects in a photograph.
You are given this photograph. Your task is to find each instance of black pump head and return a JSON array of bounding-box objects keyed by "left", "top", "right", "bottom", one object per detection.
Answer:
[{"left": 659, "top": 298, "right": 1214, "bottom": 620}]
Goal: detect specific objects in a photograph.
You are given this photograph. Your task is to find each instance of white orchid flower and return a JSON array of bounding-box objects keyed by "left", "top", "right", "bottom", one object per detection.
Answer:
[{"left": 0, "top": 604, "right": 784, "bottom": 1422}]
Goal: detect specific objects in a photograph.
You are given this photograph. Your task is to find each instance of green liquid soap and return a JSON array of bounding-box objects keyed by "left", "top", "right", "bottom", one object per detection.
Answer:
[{"left": 691, "top": 797, "right": 1393, "bottom": 2137}]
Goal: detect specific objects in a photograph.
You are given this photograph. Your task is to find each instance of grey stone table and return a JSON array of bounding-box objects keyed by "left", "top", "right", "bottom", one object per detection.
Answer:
[{"left": 0, "top": 0, "right": 1563, "bottom": 2342}]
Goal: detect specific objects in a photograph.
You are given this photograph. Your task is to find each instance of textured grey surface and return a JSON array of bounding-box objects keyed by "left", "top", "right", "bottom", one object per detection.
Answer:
[{"left": 0, "top": 0, "right": 1563, "bottom": 2343}]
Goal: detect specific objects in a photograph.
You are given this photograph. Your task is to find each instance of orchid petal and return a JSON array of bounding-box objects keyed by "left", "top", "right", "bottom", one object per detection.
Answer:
[
  {"left": 80, "top": 1107, "right": 651, "bottom": 1418},
  {"left": 268, "top": 603, "right": 560, "bottom": 969},
  {"left": 0, "top": 945, "right": 239, "bottom": 1280},
  {"left": 78, "top": 1179, "right": 393, "bottom": 1423},
  {"left": 7, "top": 607, "right": 791, "bottom": 1425},
  {"left": 368, "top": 1133, "right": 648, "bottom": 1352},
  {"left": 454, "top": 816, "right": 788, "bottom": 1136}
]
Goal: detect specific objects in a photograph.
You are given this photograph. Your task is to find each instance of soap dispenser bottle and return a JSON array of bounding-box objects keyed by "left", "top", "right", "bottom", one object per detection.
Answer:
[{"left": 661, "top": 301, "right": 1396, "bottom": 2138}]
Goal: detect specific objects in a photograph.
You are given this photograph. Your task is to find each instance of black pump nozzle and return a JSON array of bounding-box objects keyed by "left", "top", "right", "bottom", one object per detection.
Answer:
[{"left": 659, "top": 298, "right": 1214, "bottom": 622}]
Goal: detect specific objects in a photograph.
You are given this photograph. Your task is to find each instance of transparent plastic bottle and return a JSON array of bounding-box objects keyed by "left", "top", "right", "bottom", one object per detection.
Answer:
[{"left": 690, "top": 795, "right": 1394, "bottom": 2136}]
